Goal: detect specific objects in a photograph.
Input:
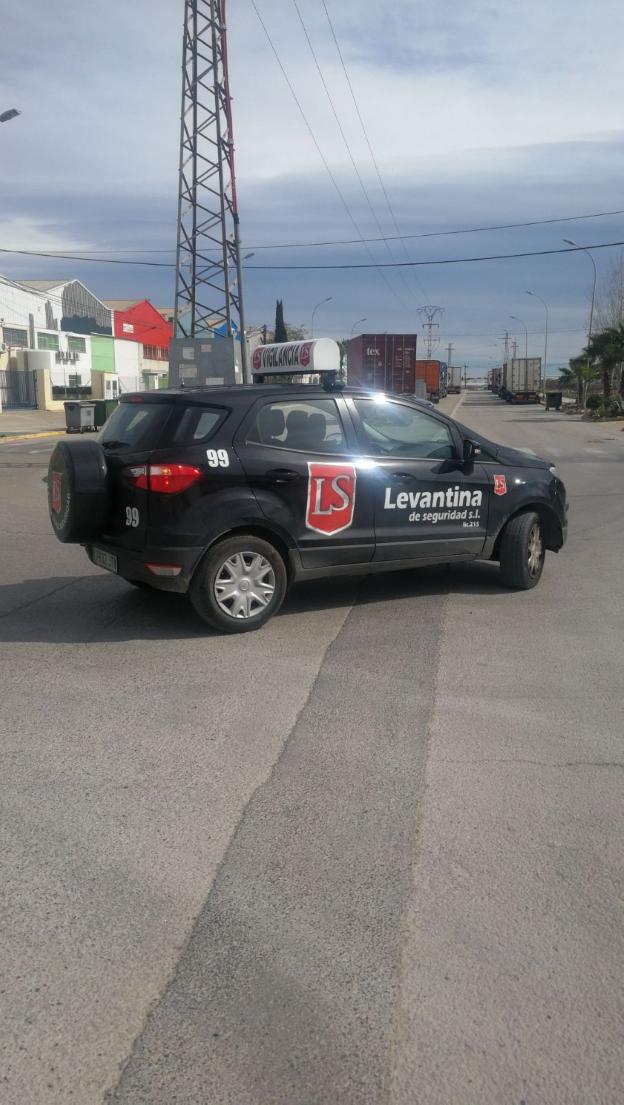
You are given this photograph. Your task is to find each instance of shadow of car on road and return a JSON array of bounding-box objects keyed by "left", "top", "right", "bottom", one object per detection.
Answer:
[{"left": 0, "top": 561, "right": 509, "bottom": 645}]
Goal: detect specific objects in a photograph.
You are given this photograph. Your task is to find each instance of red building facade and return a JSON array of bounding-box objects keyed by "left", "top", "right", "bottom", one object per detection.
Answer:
[{"left": 109, "top": 300, "right": 172, "bottom": 361}]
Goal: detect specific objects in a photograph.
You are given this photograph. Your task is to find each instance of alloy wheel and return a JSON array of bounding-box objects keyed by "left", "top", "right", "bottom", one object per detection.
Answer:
[
  {"left": 213, "top": 551, "right": 276, "bottom": 620},
  {"left": 527, "top": 523, "right": 543, "bottom": 577}
]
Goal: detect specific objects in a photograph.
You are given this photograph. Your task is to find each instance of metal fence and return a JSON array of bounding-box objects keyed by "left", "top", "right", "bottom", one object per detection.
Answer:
[{"left": 0, "top": 369, "right": 38, "bottom": 409}]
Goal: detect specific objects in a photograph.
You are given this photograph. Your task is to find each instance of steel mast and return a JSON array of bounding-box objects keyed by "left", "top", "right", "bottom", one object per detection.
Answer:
[{"left": 174, "top": 0, "right": 249, "bottom": 381}]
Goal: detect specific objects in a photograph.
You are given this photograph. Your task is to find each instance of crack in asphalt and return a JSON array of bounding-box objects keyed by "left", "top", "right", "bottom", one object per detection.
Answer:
[
  {"left": 104, "top": 591, "right": 355, "bottom": 1103},
  {"left": 438, "top": 758, "right": 624, "bottom": 769}
]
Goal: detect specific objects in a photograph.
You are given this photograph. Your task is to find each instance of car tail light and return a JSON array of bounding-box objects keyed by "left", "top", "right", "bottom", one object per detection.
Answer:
[{"left": 125, "top": 464, "right": 202, "bottom": 494}]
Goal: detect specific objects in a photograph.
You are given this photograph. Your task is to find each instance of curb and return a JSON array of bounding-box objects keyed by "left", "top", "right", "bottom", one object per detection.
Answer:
[{"left": 0, "top": 430, "right": 65, "bottom": 445}]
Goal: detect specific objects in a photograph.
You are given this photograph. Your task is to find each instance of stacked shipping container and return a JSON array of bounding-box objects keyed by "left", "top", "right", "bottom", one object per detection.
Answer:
[{"left": 347, "top": 334, "right": 417, "bottom": 394}]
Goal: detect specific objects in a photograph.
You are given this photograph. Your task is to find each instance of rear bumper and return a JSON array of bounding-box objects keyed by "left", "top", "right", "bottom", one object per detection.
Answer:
[{"left": 85, "top": 540, "right": 204, "bottom": 592}]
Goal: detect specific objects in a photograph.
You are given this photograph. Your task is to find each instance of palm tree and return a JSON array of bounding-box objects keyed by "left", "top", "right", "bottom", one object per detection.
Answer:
[{"left": 586, "top": 327, "right": 621, "bottom": 399}]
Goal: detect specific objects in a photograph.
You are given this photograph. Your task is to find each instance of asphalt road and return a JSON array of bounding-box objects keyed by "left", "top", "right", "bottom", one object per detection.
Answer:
[{"left": 1, "top": 396, "right": 622, "bottom": 1104}]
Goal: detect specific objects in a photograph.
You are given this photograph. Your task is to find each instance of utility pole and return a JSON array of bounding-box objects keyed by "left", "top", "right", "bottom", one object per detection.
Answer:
[
  {"left": 503, "top": 329, "right": 510, "bottom": 365},
  {"left": 417, "top": 305, "right": 444, "bottom": 358},
  {"left": 173, "top": 0, "right": 250, "bottom": 382},
  {"left": 446, "top": 343, "right": 453, "bottom": 369},
  {"left": 512, "top": 339, "right": 518, "bottom": 358}
]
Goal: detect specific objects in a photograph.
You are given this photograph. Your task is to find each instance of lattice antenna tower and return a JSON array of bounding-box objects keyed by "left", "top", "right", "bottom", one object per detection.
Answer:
[
  {"left": 417, "top": 305, "right": 444, "bottom": 358},
  {"left": 174, "top": 0, "right": 244, "bottom": 349}
]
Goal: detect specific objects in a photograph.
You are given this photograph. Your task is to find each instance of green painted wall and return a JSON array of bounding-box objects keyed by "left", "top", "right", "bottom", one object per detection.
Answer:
[{"left": 90, "top": 335, "right": 115, "bottom": 373}]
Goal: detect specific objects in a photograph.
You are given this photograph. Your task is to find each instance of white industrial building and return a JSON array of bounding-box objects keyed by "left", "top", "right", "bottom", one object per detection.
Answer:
[{"left": 0, "top": 276, "right": 168, "bottom": 411}]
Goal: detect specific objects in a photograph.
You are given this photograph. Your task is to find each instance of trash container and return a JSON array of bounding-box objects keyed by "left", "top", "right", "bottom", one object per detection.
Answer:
[
  {"left": 93, "top": 398, "right": 118, "bottom": 429},
  {"left": 64, "top": 401, "right": 97, "bottom": 433},
  {"left": 545, "top": 392, "right": 563, "bottom": 411}
]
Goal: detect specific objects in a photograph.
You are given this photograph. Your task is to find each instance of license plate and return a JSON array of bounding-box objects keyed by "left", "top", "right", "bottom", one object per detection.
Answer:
[{"left": 92, "top": 547, "right": 118, "bottom": 573}]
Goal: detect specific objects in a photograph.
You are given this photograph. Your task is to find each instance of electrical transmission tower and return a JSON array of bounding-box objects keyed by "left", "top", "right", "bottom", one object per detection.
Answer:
[
  {"left": 417, "top": 305, "right": 444, "bottom": 358},
  {"left": 174, "top": 0, "right": 248, "bottom": 380}
]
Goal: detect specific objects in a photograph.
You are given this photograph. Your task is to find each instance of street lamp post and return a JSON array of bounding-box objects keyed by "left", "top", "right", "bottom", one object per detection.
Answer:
[
  {"left": 349, "top": 317, "right": 366, "bottom": 338},
  {"left": 509, "top": 315, "right": 528, "bottom": 359},
  {"left": 564, "top": 238, "right": 597, "bottom": 407},
  {"left": 0, "top": 108, "right": 20, "bottom": 124},
  {"left": 526, "top": 291, "right": 549, "bottom": 400},
  {"left": 311, "top": 296, "right": 332, "bottom": 338}
]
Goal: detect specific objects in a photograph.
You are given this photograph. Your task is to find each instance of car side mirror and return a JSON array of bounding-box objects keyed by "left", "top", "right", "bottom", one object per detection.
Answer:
[{"left": 462, "top": 438, "right": 481, "bottom": 463}]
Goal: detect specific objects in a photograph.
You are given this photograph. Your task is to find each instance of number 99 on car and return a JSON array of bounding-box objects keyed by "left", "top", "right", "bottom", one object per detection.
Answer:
[{"left": 207, "top": 448, "right": 229, "bottom": 468}]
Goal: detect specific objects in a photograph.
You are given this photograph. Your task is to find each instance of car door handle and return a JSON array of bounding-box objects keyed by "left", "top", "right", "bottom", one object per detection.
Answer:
[
  {"left": 390, "top": 471, "right": 414, "bottom": 481},
  {"left": 266, "top": 468, "right": 299, "bottom": 483}
]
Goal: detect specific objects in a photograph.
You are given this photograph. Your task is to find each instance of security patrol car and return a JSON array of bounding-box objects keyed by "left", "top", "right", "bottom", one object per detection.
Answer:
[{"left": 48, "top": 384, "right": 568, "bottom": 632}]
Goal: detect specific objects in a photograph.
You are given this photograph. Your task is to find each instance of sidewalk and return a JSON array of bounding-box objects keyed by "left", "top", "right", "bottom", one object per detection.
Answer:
[{"left": 0, "top": 409, "right": 65, "bottom": 438}]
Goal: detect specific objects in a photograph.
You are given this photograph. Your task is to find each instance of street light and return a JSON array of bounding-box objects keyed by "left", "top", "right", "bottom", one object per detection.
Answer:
[
  {"left": 509, "top": 315, "right": 528, "bottom": 358},
  {"left": 349, "top": 317, "right": 366, "bottom": 338},
  {"left": 526, "top": 291, "right": 549, "bottom": 399},
  {"left": 0, "top": 108, "right": 20, "bottom": 124},
  {"left": 311, "top": 296, "right": 332, "bottom": 338},
  {"left": 564, "top": 238, "right": 597, "bottom": 406}
]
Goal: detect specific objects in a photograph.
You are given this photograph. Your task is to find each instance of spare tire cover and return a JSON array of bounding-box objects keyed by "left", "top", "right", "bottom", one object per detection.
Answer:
[{"left": 48, "top": 440, "right": 110, "bottom": 543}]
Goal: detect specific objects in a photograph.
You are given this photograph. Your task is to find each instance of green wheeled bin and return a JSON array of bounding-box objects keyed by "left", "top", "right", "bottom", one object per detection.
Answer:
[
  {"left": 93, "top": 398, "right": 119, "bottom": 430},
  {"left": 545, "top": 392, "right": 563, "bottom": 411}
]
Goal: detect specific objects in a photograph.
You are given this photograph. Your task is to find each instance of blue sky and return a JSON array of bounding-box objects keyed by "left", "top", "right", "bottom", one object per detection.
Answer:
[{"left": 2, "top": 0, "right": 624, "bottom": 372}]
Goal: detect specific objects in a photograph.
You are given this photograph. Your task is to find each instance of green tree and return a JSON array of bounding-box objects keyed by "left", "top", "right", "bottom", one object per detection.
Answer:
[
  {"left": 274, "top": 299, "right": 288, "bottom": 343},
  {"left": 559, "top": 353, "right": 598, "bottom": 407},
  {"left": 586, "top": 324, "right": 624, "bottom": 399}
]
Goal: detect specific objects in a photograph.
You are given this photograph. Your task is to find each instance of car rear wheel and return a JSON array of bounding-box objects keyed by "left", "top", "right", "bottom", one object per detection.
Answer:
[
  {"left": 499, "top": 510, "right": 544, "bottom": 589},
  {"left": 190, "top": 535, "right": 287, "bottom": 633}
]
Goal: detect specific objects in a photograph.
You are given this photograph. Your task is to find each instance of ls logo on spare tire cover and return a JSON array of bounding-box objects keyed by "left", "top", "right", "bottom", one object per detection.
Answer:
[
  {"left": 306, "top": 462, "right": 357, "bottom": 535},
  {"left": 51, "top": 471, "right": 63, "bottom": 514}
]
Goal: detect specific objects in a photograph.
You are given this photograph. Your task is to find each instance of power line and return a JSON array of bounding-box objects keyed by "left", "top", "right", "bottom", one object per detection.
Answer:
[
  {"left": 243, "top": 238, "right": 624, "bottom": 269},
  {"left": 3, "top": 207, "right": 622, "bottom": 260},
  {"left": 319, "top": 0, "right": 429, "bottom": 301},
  {"left": 290, "top": 0, "right": 414, "bottom": 312},
  {"left": 248, "top": 0, "right": 410, "bottom": 317},
  {"left": 3, "top": 238, "right": 624, "bottom": 270}
]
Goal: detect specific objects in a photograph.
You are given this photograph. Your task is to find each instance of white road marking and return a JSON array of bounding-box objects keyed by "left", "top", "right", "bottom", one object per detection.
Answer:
[{"left": 585, "top": 447, "right": 609, "bottom": 457}]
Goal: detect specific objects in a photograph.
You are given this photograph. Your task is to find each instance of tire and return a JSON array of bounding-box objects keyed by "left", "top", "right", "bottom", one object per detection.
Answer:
[
  {"left": 48, "top": 439, "right": 109, "bottom": 544},
  {"left": 499, "top": 511, "right": 545, "bottom": 590},
  {"left": 190, "top": 535, "right": 287, "bottom": 633}
]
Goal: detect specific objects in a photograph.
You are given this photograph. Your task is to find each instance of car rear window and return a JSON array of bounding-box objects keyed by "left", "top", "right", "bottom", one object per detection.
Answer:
[{"left": 98, "top": 402, "right": 172, "bottom": 450}]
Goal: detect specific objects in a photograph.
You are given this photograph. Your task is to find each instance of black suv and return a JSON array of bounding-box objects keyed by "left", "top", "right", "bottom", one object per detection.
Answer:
[{"left": 48, "top": 385, "right": 568, "bottom": 632}]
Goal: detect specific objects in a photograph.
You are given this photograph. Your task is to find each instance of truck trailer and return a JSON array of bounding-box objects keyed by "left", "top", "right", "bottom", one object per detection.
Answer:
[
  {"left": 504, "top": 358, "right": 541, "bottom": 403},
  {"left": 347, "top": 334, "right": 417, "bottom": 394},
  {"left": 447, "top": 364, "right": 463, "bottom": 394},
  {"left": 414, "top": 359, "right": 448, "bottom": 402}
]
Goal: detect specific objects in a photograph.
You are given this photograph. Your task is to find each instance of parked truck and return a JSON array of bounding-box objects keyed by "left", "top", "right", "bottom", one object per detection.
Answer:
[
  {"left": 447, "top": 363, "right": 463, "bottom": 394},
  {"left": 414, "top": 359, "right": 448, "bottom": 402},
  {"left": 504, "top": 357, "right": 541, "bottom": 403},
  {"left": 347, "top": 333, "right": 417, "bottom": 394},
  {"left": 490, "top": 366, "right": 502, "bottom": 393}
]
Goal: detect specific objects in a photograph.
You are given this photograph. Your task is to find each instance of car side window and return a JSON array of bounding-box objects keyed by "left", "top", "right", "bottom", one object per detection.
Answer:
[
  {"left": 172, "top": 406, "right": 227, "bottom": 444},
  {"left": 246, "top": 398, "right": 348, "bottom": 454},
  {"left": 352, "top": 398, "right": 454, "bottom": 459}
]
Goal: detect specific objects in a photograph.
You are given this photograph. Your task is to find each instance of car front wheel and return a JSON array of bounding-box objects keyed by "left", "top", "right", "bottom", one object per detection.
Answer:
[
  {"left": 499, "top": 511, "right": 545, "bottom": 589},
  {"left": 190, "top": 535, "right": 287, "bottom": 633}
]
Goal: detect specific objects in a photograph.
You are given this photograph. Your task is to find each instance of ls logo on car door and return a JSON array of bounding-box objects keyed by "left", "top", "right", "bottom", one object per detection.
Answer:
[{"left": 306, "top": 462, "right": 357, "bottom": 535}]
